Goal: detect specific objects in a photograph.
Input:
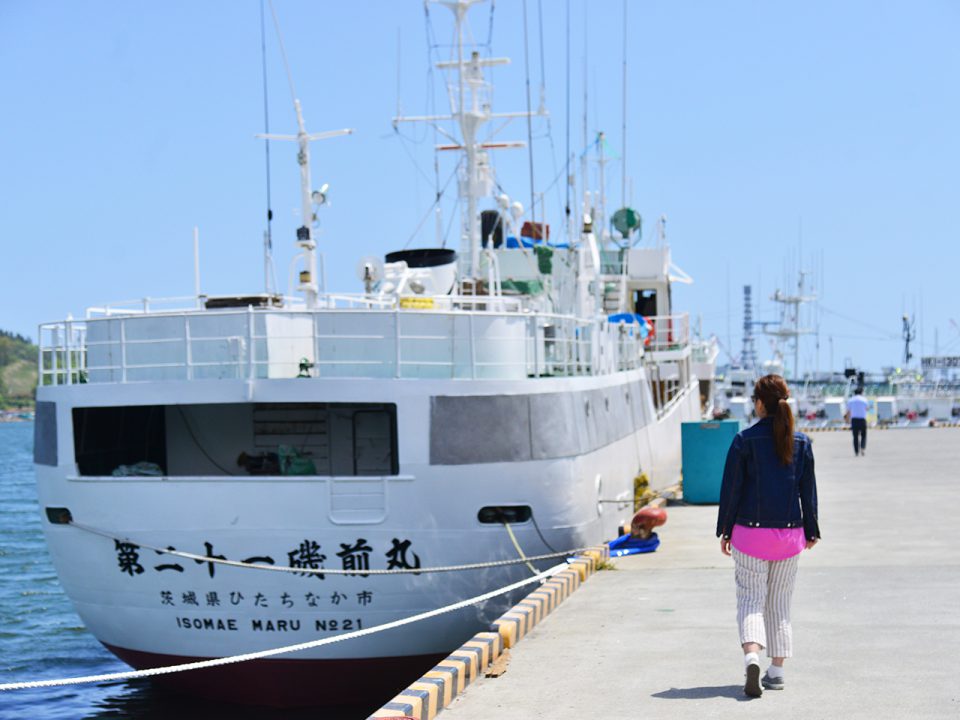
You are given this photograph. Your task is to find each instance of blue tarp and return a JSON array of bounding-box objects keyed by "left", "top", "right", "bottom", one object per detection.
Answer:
[
  {"left": 606, "top": 313, "right": 651, "bottom": 339},
  {"left": 607, "top": 531, "right": 660, "bottom": 557},
  {"left": 505, "top": 235, "right": 571, "bottom": 250}
]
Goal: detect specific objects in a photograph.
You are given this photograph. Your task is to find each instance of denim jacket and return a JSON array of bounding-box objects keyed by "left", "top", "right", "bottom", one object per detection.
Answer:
[{"left": 715, "top": 418, "right": 821, "bottom": 541}]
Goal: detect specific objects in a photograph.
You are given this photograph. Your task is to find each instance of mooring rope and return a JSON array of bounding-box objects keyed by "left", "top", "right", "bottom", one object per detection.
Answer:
[
  {"left": 69, "top": 520, "right": 592, "bottom": 576},
  {"left": 501, "top": 521, "right": 539, "bottom": 575},
  {"left": 0, "top": 562, "right": 568, "bottom": 692}
]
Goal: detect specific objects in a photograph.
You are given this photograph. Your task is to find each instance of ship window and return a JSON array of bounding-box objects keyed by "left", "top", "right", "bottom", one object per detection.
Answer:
[
  {"left": 73, "top": 406, "right": 167, "bottom": 477},
  {"left": 633, "top": 289, "right": 657, "bottom": 317},
  {"left": 352, "top": 408, "right": 397, "bottom": 475},
  {"left": 72, "top": 402, "right": 397, "bottom": 477},
  {"left": 249, "top": 403, "right": 398, "bottom": 477}
]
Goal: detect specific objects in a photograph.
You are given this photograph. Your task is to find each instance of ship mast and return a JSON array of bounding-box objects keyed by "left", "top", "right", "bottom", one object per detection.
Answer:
[
  {"left": 394, "top": 0, "right": 539, "bottom": 280},
  {"left": 766, "top": 270, "right": 817, "bottom": 380},
  {"left": 258, "top": 101, "right": 352, "bottom": 308},
  {"left": 455, "top": 0, "right": 481, "bottom": 277}
]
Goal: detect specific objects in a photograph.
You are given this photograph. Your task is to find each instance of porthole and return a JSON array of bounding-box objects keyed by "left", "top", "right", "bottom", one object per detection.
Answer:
[
  {"left": 45, "top": 507, "right": 73, "bottom": 525},
  {"left": 478, "top": 506, "right": 532, "bottom": 524}
]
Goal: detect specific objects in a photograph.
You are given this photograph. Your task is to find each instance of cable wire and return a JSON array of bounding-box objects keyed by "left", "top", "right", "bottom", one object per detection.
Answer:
[
  {"left": 404, "top": 161, "right": 462, "bottom": 249},
  {"left": 535, "top": 0, "right": 566, "bottom": 236},
  {"left": 529, "top": 509, "right": 560, "bottom": 553},
  {"left": 564, "top": 0, "right": 571, "bottom": 239},
  {"left": 0, "top": 563, "right": 567, "bottom": 692},
  {"left": 502, "top": 521, "right": 539, "bottom": 575},
  {"left": 521, "top": 0, "right": 536, "bottom": 231},
  {"left": 266, "top": 0, "right": 297, "bottom": 104},
  {"left": 258, "top": 0, "right": 274, "bottom": 251},
  {"left": 486, "top": 0, "right": 496, "bottom": 47},
  {"left": 176, "top": 407, "right": 237, "bottom": 476},
  {"left": 820, "top": 305, "right": 900, "bottom": 339}
]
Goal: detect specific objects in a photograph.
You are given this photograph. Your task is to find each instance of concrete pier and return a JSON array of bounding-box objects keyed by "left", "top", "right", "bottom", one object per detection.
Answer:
[{"left": 442, "top": 428, "right": 960, "bottom": 719}]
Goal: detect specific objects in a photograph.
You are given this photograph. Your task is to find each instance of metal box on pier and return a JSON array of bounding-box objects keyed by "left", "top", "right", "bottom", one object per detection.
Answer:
[{"left": 681, "top": 419, "right": 741, "bottom": 504}]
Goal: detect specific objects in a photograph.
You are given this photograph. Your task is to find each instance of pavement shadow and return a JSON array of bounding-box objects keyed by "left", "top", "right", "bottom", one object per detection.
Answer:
[{"left": 651, "top": 685, "right": 752, "bottom": 702}]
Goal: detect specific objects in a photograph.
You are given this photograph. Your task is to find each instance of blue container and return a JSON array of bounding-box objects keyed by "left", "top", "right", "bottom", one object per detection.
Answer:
[{"left": 681, "top": 419, "right": 742, "bottom": 504}]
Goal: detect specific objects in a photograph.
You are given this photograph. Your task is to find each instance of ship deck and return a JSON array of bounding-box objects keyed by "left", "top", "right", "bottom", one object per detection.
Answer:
[{"left": 434, "top": 427, "right": 960, "bottom": 720}]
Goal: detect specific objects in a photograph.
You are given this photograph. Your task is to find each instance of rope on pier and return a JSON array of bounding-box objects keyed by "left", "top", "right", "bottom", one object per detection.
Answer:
[
  {"left": 502, "top": 521, "right": 539, "bottom": 575},
  {"left": 0, "top": 562, "right": 568, "bottom": 692},
  {"left": 69, "top": 520, "right": 591, "bottom": 576}
]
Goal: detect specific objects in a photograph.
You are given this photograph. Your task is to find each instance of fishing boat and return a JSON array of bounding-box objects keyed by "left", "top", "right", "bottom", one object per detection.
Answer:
[{"left": 33, "top": 1, "right": 705, "bottom": 707}]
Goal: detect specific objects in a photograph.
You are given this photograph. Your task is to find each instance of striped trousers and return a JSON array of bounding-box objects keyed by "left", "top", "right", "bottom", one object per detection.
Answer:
[{"left": 733, "top": 547, "right": 799, "bottom": 657}]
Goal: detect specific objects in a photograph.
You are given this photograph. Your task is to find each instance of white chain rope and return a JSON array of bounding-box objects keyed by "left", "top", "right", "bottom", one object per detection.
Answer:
[
  {"left": 0, "top": 562, "right": 568, "bottom": 692},
  {"left": 69, "top": 520, "right": 591, "bottom": 575}
]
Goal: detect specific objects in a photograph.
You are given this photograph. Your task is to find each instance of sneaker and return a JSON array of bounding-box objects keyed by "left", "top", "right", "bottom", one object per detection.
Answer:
[
  {"left": 744, "top": 662, "right": 762, "bottom": 697},
  {"left": 761, "top": 672, "right": 784, "bottom": 690}
]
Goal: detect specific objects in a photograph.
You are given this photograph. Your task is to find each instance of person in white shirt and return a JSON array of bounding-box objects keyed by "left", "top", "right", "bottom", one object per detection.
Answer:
[{"left": 845, "top": 390, "right": 869, "bottom": 456}]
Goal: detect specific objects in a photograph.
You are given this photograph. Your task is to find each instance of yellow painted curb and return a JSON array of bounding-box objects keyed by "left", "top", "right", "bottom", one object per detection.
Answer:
[
  {"left": 803, "top": 423, "right": 960, "bottom": 432},
  {"left": 366, "top": 544, "right": 610, "bottom": 719}
]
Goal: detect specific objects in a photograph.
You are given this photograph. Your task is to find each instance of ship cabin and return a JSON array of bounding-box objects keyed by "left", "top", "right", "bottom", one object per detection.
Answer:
[{"left": 37, "top": 238, "right": 695, "bottom": 483}]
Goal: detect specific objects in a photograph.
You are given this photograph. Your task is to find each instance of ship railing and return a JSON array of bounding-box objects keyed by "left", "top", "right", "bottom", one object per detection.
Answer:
[
  {"left": 656, "top": 377, "right": 695, "bottom": 418},
  {"left": 691, "top": 337, "right": 718, "bottom": 363},
  {"left": 39, "top": 306, "right": 646, "bottom": 385},
  {"left": 635, "top": 313, "right": 692, "bottom": 417},
  {"left": 87, "top": 296, "right": 224, "bottom": 316},
  {"left": 83, "top": 293, "right": 527, "bottom": 316},
  {"left": 642, "top": 313, "right": 690, "bottom": 353},
  {"left": 37, "top": 319, "right": 88, "bottom": 386},
  {"left": 318, "top": 294, "right": 529, "bottom": 314},
  {"left": 691, "top": 345, "right": 710, "bottom": 362},
  {"left": 646, "top": 363, "right": 694, "bottom": 419}
]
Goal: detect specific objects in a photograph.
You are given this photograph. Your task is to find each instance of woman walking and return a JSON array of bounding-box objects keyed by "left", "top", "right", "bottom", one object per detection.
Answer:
[{"left": 716, "top": 375, "right": 820, "bottom": 697}]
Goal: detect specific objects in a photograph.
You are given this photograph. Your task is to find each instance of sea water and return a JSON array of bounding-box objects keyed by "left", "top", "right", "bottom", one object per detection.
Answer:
[{"left": 0, "top": 423, "right": 368, "bottom": 719}]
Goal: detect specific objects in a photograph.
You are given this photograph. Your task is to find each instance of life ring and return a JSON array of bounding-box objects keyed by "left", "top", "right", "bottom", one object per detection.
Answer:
[{"left": 643, "top": 317, "right": 656, "bottom": 347}]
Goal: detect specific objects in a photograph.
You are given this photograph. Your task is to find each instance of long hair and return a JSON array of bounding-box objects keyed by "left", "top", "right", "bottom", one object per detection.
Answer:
[{"left": 754, "top": 374, "right": 794, "bottom": 465}]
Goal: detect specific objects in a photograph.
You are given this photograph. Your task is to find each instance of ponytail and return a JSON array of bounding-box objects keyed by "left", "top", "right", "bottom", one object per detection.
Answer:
[
  {"left": 772, "top": 397, "right": 795, "bottom": 466},
  {"left": 754, "top": 375, "right": 795, "bottom": 465}
]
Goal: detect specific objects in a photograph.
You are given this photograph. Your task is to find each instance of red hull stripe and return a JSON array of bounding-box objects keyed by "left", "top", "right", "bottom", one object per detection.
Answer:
[{"left": 102, "top": 641, "right": 445, "bottom": 709}]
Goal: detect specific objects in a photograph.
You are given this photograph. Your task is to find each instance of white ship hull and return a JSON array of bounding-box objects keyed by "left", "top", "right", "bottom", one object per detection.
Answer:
[
  {"left": 35, "top": 370, "right": 699, "bottom": 703},
  {"left": 31, "top": 3, "right": 706, "bottom": 704}
]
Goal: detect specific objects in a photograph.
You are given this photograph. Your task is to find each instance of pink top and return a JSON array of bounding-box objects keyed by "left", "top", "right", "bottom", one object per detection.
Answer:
[{"left": 731, "top": 524, "right": 806, "bottom": 561}]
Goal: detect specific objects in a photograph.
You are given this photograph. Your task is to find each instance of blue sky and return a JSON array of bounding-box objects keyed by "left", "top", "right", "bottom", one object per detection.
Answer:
[{"left": 2, "top": 0, "right": 958, "bottom": 375}]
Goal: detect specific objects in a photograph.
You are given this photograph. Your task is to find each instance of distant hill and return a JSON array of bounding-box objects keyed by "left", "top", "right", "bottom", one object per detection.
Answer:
[{"left": 0, "top": 330, "right": 37, "bottom": 408}]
